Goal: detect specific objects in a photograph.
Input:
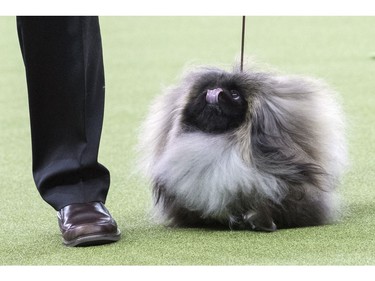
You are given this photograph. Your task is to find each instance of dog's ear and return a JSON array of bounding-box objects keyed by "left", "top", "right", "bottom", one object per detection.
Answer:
[{"left": 250, "top": 97, "right": 324, "bottom": 186}]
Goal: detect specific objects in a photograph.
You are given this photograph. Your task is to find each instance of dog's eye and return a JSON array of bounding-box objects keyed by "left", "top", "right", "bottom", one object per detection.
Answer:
[{"left": 231, "top": 90, "right": 241, "bottom": 100}]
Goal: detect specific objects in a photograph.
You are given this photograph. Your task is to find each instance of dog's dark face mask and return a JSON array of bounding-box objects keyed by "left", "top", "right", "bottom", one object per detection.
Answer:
[{"left": 181, "top": 72, "right": 249, "bottom": 134}]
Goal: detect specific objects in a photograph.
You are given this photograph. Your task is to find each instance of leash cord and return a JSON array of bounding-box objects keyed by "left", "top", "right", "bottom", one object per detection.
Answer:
[{"left": 240, "top": 16, "right": 246, "bottom": 72}]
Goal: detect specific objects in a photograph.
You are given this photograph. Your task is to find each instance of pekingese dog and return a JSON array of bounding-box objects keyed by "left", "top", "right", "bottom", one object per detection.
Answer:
[{"left": 138, "top": 62, "right": 347, "bottom": 231}]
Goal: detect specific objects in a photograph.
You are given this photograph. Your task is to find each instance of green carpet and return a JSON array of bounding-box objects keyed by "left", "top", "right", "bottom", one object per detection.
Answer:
[{"left": 0, "top": 16, "right": 374, "bottom": 265}]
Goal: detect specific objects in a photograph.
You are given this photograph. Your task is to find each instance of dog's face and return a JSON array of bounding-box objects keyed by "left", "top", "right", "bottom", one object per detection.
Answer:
[{"left": 181, "top": 72, "right": 249, "bottom": 133}]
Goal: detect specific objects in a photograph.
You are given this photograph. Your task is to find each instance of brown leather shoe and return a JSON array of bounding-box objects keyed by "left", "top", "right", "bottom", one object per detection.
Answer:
[{"left": 57, "top": 202, "right": 121, "bottom": 247}]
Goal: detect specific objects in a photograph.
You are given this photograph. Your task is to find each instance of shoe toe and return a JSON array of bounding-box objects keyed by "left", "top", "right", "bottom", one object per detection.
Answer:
[{"left": 58, "top": 202, "right": 121, "bottom": 247}]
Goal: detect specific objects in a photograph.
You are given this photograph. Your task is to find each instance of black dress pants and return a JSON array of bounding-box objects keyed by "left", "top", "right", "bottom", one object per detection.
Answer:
[{"left": 17, "top": 16, "right": 110, "bottom": 211}]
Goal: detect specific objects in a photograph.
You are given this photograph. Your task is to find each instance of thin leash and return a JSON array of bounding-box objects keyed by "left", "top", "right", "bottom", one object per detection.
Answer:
[{"left": 240, "top": 16, "right": 246, "bottom": 72}]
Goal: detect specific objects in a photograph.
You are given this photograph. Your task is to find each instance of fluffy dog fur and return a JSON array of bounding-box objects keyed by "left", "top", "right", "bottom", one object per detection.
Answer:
[{"left": 138, "top": 62, "right": 347, "bottom": 231}]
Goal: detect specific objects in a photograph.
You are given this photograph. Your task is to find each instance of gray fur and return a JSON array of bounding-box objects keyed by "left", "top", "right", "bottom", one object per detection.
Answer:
[{"left": 138, "top": 63, "right": 347, "bottom": 231}]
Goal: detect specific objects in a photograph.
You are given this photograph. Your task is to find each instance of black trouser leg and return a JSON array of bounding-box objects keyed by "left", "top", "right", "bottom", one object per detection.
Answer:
[{"left": 17, "top": 16, "right": 110, "bottom": 211}]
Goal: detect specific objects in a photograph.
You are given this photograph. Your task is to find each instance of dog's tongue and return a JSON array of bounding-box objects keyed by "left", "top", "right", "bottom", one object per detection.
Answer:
[{"left": 206, "top": 88, "right": 223, "bottom": 104}]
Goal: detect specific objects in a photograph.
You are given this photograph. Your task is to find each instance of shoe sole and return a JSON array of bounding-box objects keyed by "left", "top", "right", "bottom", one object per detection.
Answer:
[{"left": 63, "top": 230, "right": 121, "bottom": 247}]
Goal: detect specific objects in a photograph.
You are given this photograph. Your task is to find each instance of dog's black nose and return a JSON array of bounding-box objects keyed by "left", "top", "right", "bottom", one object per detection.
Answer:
[{"left": 206, "top": 88, "right": 223, "bottom": 104}]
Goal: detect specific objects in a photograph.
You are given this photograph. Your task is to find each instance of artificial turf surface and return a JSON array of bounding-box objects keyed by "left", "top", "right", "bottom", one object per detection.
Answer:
[{"left": 0, "top": 16, "right": 374, "bottom": 265}]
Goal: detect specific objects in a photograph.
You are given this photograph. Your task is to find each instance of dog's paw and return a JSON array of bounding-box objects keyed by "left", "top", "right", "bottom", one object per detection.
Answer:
[{"left": 242, "top": 211, "right": 277, "bottom": 232}]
